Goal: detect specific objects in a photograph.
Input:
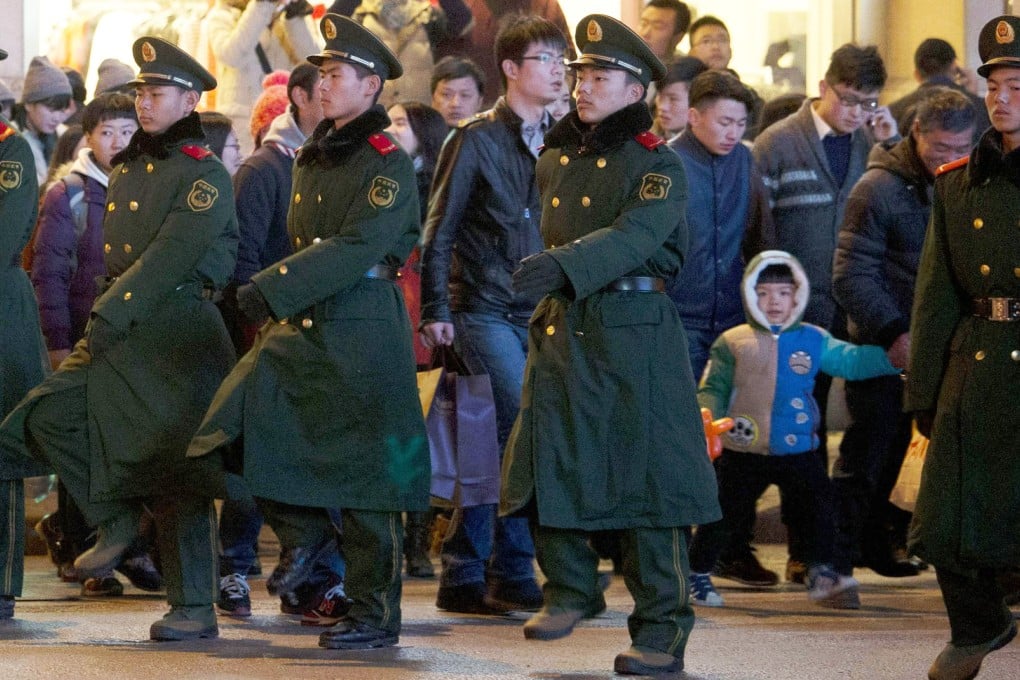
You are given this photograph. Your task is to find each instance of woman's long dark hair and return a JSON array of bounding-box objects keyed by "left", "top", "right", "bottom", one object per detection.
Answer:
[{"left": 399, "top": 101, "right": 448, "bottom": 177}]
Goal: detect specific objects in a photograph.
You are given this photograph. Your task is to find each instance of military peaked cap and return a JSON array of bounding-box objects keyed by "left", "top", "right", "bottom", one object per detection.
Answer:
[
  {"left": 568, "top": 14, "right": 666, "bottom": 87},
  {"left": 0, "top": 48, "right": 7, "bottom": 61},
  {"left": 128, "top": 36, "right": 216, "bottom": 92},
  {"left": 978, "top": 15, "right": 1020, "bottom": 76},
  {"left": 308, "top": 14, "right": 403, "bottom": 81}
]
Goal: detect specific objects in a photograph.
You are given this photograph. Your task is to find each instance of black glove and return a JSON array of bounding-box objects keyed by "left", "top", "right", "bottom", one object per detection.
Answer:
[
  {"left": 914, "top": 410, "right": 935, "bottom": 439},
  {"left": 512, "top": 252, "right": 567, "bottom": 299},
  {"left": 86, "top": 315, "right": 126, "bottom": 361},
  {"left": 284, "top": 0, "right": 314, "bottom": 18},
  {"left": 237, "top": 283, "right": 271, "bottom": 324}
]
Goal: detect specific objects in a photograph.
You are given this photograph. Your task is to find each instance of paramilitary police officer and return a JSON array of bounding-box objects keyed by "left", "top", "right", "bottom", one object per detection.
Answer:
[
  {"left": 501, "top": 15, "right": 720, "bottom": 676},
  {"left": 0, "top": 38, "right": 238, "bottom": 640},
  {"left": 906, "top": 15, "right": 1020, "bottom": 680},
  {"left": 0, "top": 45, "right": 48, "bottom": 622},
  {"left": 188, "top": 14, "right": 428, "bottom": 650}
]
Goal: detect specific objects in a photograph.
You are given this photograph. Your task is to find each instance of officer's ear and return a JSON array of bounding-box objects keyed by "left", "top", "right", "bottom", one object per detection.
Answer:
[
  {"left": 363, "top": 73, "right": 382, "bottom": 98},
  {"left": 182, "top": 88, "right": 201, "bottom": 113}
]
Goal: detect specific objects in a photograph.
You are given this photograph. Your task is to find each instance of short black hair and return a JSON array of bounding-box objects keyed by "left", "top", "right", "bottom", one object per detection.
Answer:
[
  {"left": 688, "top": 70, "right": 753, "bottom": 111},
  {"left": 689, "top": 15, "right": 729, "bottom": 42},
  {"left": 62, "top": 67, "right": 86, "bottom": 105},
  {"left": 756, "top": 93, "right": 806, "bottom": 136},
  {"left": 430, "top": 56, "right": 485, "bottom": 99},
  {"left": 288, "top": 62, "right": 319, "bottom": 113},
  {"left": 199, "top": 110, "right": 233, "bottom": 158},
  {"left": 659, "top": 56, "right": 707, "bottom": 88},
  {"left": 81, "top": 91, "right": 137, "bottom": 134},
  {"left": 913, "top": 86, "right": 976, "bottom": 135},
  {"left": 914, "top": 38, "right": 956, "bottom": 79},
  {"left": 646, "top": 0, "right": 692, "bottom": 37},
  {"left": 825, "top": 44, "right": 887, "bottom": 92},
  {"left": 494, "top": 14, "right": 567, "bottom": 93},
  {"left": 756, "top": 263, "right": 795, "bottom": 286}
]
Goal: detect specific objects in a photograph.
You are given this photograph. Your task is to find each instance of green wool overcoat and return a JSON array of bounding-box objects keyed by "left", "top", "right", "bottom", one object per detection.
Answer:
[
  {"left": 0, "top": 118, "right": 48, "bottom": 480},
  {"left": 905, "top": 130, "right": 1020, "bottom": 573},
  {"left": 500, "top": 103, "right": 721, "bottom": 530},
  {"left": 188, "top": 108, "right": 430, "bottom": 512},
  {"left": 0, "top": 113, "right": 238, "bottom": 499}
]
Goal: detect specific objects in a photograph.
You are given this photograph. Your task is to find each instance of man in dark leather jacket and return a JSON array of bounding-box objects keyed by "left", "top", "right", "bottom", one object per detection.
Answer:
[{"left": 419, "top": 14, "right": 566, "bottom": 615}]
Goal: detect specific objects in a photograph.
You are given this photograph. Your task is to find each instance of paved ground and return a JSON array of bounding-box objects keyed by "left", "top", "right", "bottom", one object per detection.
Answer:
[{"left": 3, "top": 546, "right": 1019, "bottom": 680}]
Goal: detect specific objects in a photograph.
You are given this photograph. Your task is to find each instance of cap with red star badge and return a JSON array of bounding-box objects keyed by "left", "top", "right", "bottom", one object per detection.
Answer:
[
  {"left": 568, "top": 14, "right": 666, "bottom": 88},
  {"left": 128, "top": 36, "right": 216, "bottom": 92},
  {"left": 978, "top": 15, "right": 1020, "bottom": 76},
  {"left": 308, "top": 13, "right": 402, "bottom": 81},
  {"left": 0, "top": 48, "right": 7, "bottom": 61}
]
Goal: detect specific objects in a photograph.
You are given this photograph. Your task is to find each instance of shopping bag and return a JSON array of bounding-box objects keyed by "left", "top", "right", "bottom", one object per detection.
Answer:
[
  {"left": 889, "top": 424, "right": 929, "bottom": 512},
  {"left": 419, "top": 347, "right": 501, "bottom": 507}
]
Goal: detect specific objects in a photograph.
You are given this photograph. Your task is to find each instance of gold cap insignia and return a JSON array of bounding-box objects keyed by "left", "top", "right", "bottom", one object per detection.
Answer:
[
  {"left": 996, "top": 20, "right": 1015, "bottom": 45},
  {"left": 141, "top": 41, "right": 156, "bottom": 63},
  {"left": 587, "top": 20, "right": 603, "bottom": 43},
  {"left": 324, "top": 18, "right": 337, "bottom": 41}
]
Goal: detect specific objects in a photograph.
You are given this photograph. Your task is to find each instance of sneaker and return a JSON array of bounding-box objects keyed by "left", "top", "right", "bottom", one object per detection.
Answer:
[
  {"left": 1, "top": 596, "right": 13, "bottom": 619},
  {"left": 690, "top": 572, "right": 724, "bottom": 607},
  {"left": 117, "top": 554, "right": 163, "bottom": 592},
  {"left": 34, "top": 514, "right": 70, "bottom": 569},
  {"left": 57, "top": 562, "right": 80, "bottom": 583},
  {"left": 785, "top": 558, "right": 808, "bottom": 584},
  {"left": 715, "top": 554, "right": 780, "bottom": 587},
  {"left": 301, "top": 578, "right": 353, "bottom": 626},
  {"left": 806, "top": 565, "right": 860, "bottom": 609},
  {"left": 81, "top": 573, "right": 124, "bottom": 597},
  {"left": 217, "top": 573, "right": 252, "bottom": 617}
]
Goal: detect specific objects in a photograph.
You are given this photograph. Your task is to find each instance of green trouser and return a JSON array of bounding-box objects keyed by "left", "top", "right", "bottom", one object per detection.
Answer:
[
  {"left": 258, "top": 498, "right": 403, "bottom": 633},
  {"left": 535, "top": 524, "right": 694, "bottom": 659},
  {"left": 1, "top": 479, "right": 25, "bottom": 597},
  {"left": 24, "top": 385, "right": 217, "bottom": 608}
]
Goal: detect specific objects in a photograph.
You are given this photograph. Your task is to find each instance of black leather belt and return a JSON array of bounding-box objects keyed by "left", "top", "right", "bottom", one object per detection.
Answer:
[
  {"left": 365, "top": 264, "right": 399, "bottom": 281},
  {"left": 606, "top": 276, "right": 665, "bottom": 293},
  {"left": 971, "top": 297, "right": 1020, "bottom": 321}
]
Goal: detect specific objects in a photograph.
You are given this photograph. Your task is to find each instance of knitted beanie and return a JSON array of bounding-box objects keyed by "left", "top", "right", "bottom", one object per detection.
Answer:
[
  {"left": 95, "top": 58, "right": 136, "bottom": 97},
  {"left": 22, "top": 56, "right": 72, "bottom": 103},
  {"left": 250, "top": 80, "right": 290, "bottom": 143}
]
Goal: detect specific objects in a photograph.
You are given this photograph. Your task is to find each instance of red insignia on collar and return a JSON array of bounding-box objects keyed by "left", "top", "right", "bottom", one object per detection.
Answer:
[
  {"left": 367, "top": 133, "right": 398, "bottom": 156},
  {"left": 936, "top": 155, "right": 969, "bottom": 176},
  {"left": 0, "top": 121, "right": 13, "bottom": 142},
  {"left": 181, "top": 144, "right": 214, "bottom": 160},
  {"left": 634, "top": 131, "right": 665, "bottom": 151}
]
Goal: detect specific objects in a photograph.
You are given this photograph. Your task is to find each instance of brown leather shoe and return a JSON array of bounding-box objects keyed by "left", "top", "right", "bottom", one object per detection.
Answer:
[
  {"left": 523, "top": 606, "right": 586, "bottom": 640},
  {"left": 613, "top": 645, "right": 683, "bottom": 675},
  {"left": 928, "top": 620, "right": 1016, "bottom": 680},
  {"left": 73, "top": 512, "right": 140, "bottom": 579}
]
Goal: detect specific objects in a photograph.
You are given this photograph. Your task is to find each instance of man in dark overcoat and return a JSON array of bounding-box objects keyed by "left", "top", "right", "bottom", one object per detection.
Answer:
[{"left": 502, "top": 14, "right": 720, "bottom": 676}]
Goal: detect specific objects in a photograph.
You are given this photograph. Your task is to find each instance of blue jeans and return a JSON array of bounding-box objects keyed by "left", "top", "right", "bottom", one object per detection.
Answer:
[{"left": 439, "top": 312, "right": 535, "bottom": 586}]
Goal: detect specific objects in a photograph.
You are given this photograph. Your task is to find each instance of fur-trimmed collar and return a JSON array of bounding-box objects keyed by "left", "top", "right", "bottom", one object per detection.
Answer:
[
  {"left": 968, "top": 127, "right": 1020, "bottom": 190},
  {"left": 112, "top": 112, "right": 206, "bottom": 165},
  {"left": 296, "top": 105, "right": 391, "bottom": 168},
  {"left": 543, "top": 101, "right": 653, "bottom": 153}
]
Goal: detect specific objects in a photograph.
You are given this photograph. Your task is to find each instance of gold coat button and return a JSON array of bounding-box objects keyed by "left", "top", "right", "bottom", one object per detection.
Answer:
[
  {"left": 551, "top": 197, "right": 560, "bottom": 207},
  {"left": 1012, "top": 350, "right": 1020, "bottom": 362},
  {"left": 129, "top": 201, "right": 138, "bottom": 211},
  {"left": 1014, "top": 267, "right": 1020, "bottom": 278},
  {"left": 559, "top": 155, "right": 569, "bottom": 166},
  {"left": 123, "top": 244, "right": 132, "bottom": 254},
  {"left": 313, "top": 237, "right": 322, "bottom": 244},
  {"left": 123, "top": 291, "right": 132, "bottom": 301},
  {"left": 295, "top": 193, "right": 302, "bottom": 204},
  {"left": 107, "top": 202, "right": 115, "bottom": 212},
  {"left": 279, "top": 265, "right": 289, "bottom": 275},
  {"left": 545, "top": 325, "right": 555, "bottom": 336},
  {"left": 302, "top": 318, "right": 313, "bottom": 329},
  {"left": 120, "top": 166, "right": 128, "bottom": 174},
  {"left": 975, "top": 350, "right": 986, "bottom": 360},
  {"left": 279, "top": 318, "right": 289, "bottom": 325},
  {"left": 104, "top": 243, "right": 111, "bottom": 254},
  {"left": 597, "top": 158, "right": 607, "bottom": 168},
  {"left": 973, "top": 217, "right": 984, "bottom": 229},
  {"left": 295, "top": 237, "right": 302, "bottom": 247},
  {"left": 146, "top": 163, "right": 154, "bottom": 173},
  {"left": 574, "top": 331, "right": 584, "bottom": 337},
  {"left": 581, "top": 196, "right": 591, "bottom": 207},
  {"left": 317, "top": 194, "right": 322, "bottom": 203},
  {"left": 980, "top": 264, "right": 991, "bottom": 276}
]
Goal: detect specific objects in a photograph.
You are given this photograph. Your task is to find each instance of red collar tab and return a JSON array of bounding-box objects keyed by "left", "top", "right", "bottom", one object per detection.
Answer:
[
  {"left": 181, "top": 144, "right": 214, "bottom": 161},
  {"left": 0, "top": 121, "right": 13, "bottom": 142},
  {"left": 634, "top": 131, "right": 665, "bottom": 151},
  {"left": 936, "top": 155, "right": 969, "bottom": 176},
  {"left": 368, "top": 133, "right": 398, "bottom": 156}
]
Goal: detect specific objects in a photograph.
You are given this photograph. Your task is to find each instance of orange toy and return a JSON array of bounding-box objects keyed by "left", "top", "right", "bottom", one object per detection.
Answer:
[{"left": 701, "top": 408, "right": 734, "bottom": 461}]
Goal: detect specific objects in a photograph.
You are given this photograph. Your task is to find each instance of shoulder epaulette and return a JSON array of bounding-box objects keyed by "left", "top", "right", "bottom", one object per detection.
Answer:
[
  {"left": 181, "top": 144, "right": 214, "bottom": 161},
  {"left": 936, "top": 155, "right": 969, "bottom": 176},
  {"left": 457, "top": 111, "right": 490, "bottom": 129},
  {"left": 367, "top": 133, "right": 399, "bottom": 155},
  {"left": 0, "top": 121, "right": 14, "bottom": 143},
  {"left": 634, "top": 131, "right": 665, "bottom": 151}
]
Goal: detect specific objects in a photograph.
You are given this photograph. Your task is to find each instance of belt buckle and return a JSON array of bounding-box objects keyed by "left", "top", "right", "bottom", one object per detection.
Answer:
[{"left": 990, "top": 297, "right": 1009, "bottom": 321}]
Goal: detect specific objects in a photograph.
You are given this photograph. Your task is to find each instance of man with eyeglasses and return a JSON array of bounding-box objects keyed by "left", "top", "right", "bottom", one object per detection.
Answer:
[
  {"left": 831, "top": 88, "right": 975, "bottom": 600},
  {"left": 750, "top": 43, "right": 898, "bottom": 588},
  {"left": 420, "top": 14, "right": 566, "bottom": 616}
]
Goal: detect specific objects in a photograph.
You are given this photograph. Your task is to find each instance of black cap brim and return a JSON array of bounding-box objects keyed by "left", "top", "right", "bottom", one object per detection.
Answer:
[
  {"left": 978, "top": 57, "right": 1020, "bottom": 77},
  {"left": 0, "top": 49, "right": 7, "bottom": 61}
]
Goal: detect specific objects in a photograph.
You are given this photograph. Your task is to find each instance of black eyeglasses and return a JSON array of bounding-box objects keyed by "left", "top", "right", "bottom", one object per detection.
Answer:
[
  {"left": 828, "top": 83, "right": 879, "bottom": 111},
  {"left": 520, "top": 54, "right": 566, "bottom": 66}
]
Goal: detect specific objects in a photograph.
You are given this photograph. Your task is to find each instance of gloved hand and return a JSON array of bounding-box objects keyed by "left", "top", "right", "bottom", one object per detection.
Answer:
[
  {"left": 86, "top": 315, "right": 126, "bottom": 361},
  {"left": 512, "top": 252, "right": 566, "bottom": 299},
  {"left": 237, "top": 283, "right": 271, "bottom": 324},
  {"left": 701, "top": 408, "right": 734, "bottom": 462},
  {"left": 914, "top": 410, "right": 935, "bottom": 439}
]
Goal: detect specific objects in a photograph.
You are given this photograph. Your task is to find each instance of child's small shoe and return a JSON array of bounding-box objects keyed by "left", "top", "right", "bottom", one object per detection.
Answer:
[
  {"left": 690, "top": 572, "right": 724, "bottom": 607},
  {"left": 806, "top": 564, "right": 860, "bottom": 609}
]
